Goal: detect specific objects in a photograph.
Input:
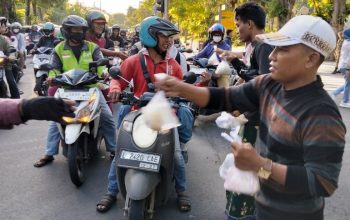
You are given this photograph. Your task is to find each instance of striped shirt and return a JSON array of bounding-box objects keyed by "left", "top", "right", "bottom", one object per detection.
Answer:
[{"left": 207, "top": 74, "right": 346, "bottom": 216}]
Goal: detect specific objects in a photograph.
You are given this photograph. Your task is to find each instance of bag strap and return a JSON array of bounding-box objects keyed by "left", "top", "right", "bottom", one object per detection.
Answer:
[
  {"left": 138, "top": 52, "right": 155, "bottom": 92},
  {"left": 175, "top": 51, "right": 181, "bottom": 65}
]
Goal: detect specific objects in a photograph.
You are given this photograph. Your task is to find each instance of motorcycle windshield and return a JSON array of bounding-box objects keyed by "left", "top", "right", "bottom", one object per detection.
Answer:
[
  {"left": 37, "top": 47, "right": 53, "bottom": 54},
  {"left": 58, "top": 69, "right": 96, "bottom": 86}
]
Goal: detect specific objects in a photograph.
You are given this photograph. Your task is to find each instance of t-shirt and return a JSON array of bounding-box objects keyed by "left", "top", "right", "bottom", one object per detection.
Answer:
[
  {"left": 110, "top": 48, "right": 183, "bottom": 98},
  {"left": 207, "top": 74, "right": 346, "bottom": 218}
]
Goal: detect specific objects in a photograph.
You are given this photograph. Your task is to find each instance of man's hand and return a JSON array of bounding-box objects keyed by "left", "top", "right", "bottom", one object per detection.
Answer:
[
  {"left": 155, "top": 75, "right": 184, "bottom": 97},
  {"left": 20, "top": 97, "right": 76, "bottom": 123},
  {"left": 108, "top": 90, "right": 121, "bottom": 103},
  {"left": 346, "top": 69, "right": 350, "bottom": 78},
  {"left": 216, "top": 48, "right": 237, "bottom": 62},
  {"left": 231, "top": 142, "right": 264, "bottom": 172},
  {"left": 200, "top": 71, "right": 211, "bottom": 83},
  {"left": 46, "top": 77, "right": 54, "bottom": 86}
]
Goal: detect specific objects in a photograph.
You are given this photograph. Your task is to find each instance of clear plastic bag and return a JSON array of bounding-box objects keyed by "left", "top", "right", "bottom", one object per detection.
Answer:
[
  {"left": 219, "top": 153, "right": 260, "bottom": 196},
  {"left": 141, "top": 91, "right": 181, "bottom": 131},
  {"left": 208, "top": 52, "right": 220, "bottom": 66}
]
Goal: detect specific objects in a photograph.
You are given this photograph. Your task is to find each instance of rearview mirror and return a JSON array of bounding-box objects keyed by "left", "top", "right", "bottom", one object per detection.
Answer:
[{"left": 109, "top": 66, "right": 121, "bottom": 80}]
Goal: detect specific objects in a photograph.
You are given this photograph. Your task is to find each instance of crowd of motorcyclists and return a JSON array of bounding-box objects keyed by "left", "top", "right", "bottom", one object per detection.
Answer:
[{"left": 0, "top": 1, "right": 346, "bottom": 220}]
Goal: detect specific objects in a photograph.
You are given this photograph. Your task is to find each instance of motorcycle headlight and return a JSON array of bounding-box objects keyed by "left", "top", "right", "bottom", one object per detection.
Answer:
[
  {"left": 132, "top": 114, "right": 158, "bottom": 149},
  {"left": 0, "top": 58, "right": 5, "bottom": 65},
  {"left": 62, "top": 103, "right": 92, "bottom": 124}
]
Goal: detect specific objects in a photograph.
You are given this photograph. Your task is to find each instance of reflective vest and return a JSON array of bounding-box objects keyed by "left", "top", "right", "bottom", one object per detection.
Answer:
[{"left": 49, "top": 40, "right": 104, "bottom": 77}]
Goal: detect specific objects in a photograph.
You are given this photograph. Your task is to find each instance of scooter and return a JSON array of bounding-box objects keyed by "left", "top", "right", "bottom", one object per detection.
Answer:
[
  {"left": 109, "top": 67, "right": 195, "bottom": 219},
  {"left": 51, "top": 58, "right": 109, "bottom": 187},
  {"left": 32, "top": 47, "right": 54, "bottom": 96}
]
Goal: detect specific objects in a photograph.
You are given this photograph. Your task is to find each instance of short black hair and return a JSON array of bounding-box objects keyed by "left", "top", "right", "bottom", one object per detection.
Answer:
[
  {"left": 235, "top": 2, "right": 266, "bottom": 30},
  {"left": 226, "top": 29, "right": 233, "bottom": 35}
]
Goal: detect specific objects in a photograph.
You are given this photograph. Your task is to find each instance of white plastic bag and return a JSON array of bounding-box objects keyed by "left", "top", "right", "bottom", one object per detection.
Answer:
[
  {"left": 141, "top": 91, "right": 181, "bottom": 131},
  {"left": 215, "top": 112, "right": 241, "bottom": 130},
  {"left": 219, "top": 153, "right": 260, "bottom": 196},
  {"left": 215, "top": 60, "right": 231, "bottom": 76},
  {"left": 208, "top": 52, "right": 220, "bottom": 66}
]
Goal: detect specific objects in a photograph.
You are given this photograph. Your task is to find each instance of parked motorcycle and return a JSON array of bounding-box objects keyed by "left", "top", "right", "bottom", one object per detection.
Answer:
[
  {"left": 51, "top": 58, "right": 110, "bottom": 187},
  {"left": 109, "top": 67, "right": 194, "bottom": 219},
  {"left": 32, "top": 47, "right": 54, "bottom": 96}
]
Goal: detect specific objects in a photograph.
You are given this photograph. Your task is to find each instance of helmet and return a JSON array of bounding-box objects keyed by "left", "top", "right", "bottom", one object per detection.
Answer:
[
  {"left": 140, "top": 16, "right": 179, "bottom": 48},
  {"left": 11, "top": 22, "right": 22, "bottom": 33},
  {"left": 112, "top": 24, "right": 120, "bottom": 30},
  {"left": 61, "top": 15, "right": 88, "bottom": 41},
  {"left": 120, "top": 29, "right": 127, "bottom": 36},
  {"left": 86, "top": 10, "right": 106, "bottom": 28},
  {"left": 42, "top": 22, "right": 55, "bottom": 36},
  {"left": 210, "top": 23, "right": 225, "bottom": 37},
  {"left": 344, "top": 28, "right": 350, "bottom": 40},
  {"left": 0, "top": 17, "right": 7, "bottom": 26},
  {"left": 31, "top": 25, "right": 38, "bottom": 31}
]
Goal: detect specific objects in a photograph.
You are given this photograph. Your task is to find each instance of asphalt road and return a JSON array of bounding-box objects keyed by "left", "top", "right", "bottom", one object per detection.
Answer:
[{"left": 0, "top": 59, "right": 349, "bottom": 220}]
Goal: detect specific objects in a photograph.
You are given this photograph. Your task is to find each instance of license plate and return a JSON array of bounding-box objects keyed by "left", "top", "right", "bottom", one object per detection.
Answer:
[
  {"left": 60, "top": 91, "right": 90, "bottom": 100},
  {"left": 118, "top": 150, "right": 161, "bottom": 172}
]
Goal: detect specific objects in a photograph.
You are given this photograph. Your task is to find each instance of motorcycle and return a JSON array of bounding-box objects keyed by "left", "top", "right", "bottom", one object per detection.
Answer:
[
  {"left": 51, "top": 58, "right": 110, "bottom": 187},
  {"left": 32, "top": 47, "right": 54, "bottom": 96},
  {"left": 109, "top": 67, "right": 195, "bottom": 219}
]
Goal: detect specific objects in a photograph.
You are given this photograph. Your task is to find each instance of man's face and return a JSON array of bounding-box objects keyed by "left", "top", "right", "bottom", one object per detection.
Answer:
[
  {"left": 0, "top": 24, "right": 6, "bottom": 34},
  {"left": 71, "top": 26, "right": 83, "bottom": 33},
  {"left": 268, "top": 44, "right": 312, "bottom": 83},
  {"left": 113, "top": 29, "right": 119, "bottom": 36},
  {"left": 235, "top": 17, "right": 251, "bottom": 43},
  {"left": 157, "top": 33, "right": 173, "bottom": 52},
  {"left": 92, "top": 20, "right": 105, "bottom": 35}
]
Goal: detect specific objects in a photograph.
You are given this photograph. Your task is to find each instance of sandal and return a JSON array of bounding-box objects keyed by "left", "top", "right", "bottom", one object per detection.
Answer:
[
  {"left": 33, "top": 155, "right": 54, "bottom": 168},
  {"left": 96, "top": 193, "right": 117, "bottom": 213},
  {"left": 177, "top": 193, "right": 191, "bottom": 212}
]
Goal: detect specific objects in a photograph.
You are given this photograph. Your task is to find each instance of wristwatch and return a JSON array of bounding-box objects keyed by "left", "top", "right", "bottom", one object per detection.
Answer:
[{"left": 257, "top": 158, "right": 273, "bottom": 180}]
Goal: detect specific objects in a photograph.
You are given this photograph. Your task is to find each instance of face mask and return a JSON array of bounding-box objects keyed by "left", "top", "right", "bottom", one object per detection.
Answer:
[
  {"left": 13, "top": 28, "right": 19, "bottom": 34},
  {"left": 213, "top": 36, "right": 222, "bottom": 43},
  {"left": 69, "top": 32, "right": 85, "bottom": 44}
]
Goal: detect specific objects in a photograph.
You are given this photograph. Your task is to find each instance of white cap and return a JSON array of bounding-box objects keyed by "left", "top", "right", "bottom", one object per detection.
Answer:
[{"left": 257, "top": 15, "right": 336, "bottom": 57}]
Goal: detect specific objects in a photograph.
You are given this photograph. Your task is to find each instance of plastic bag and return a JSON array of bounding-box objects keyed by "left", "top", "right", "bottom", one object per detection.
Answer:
[
  {"left": 219, "top": 153, "right": 260, "bottom": 196},
  {"left": 215, "top": 112, "right": 241, "bottom": 130},
  {"left": 141, "top": 91, "right": 181, "bottom": 131},
  {"left": 208, "top": 52, "right": 220, "bottom": 66},
  {"left": 215, "top": 60, "right": 231, "bottom": 76}
]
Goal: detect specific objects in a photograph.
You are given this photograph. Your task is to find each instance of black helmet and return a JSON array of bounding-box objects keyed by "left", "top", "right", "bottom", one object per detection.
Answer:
[
  {"left": 112, "top": 24, "right": 120, "bottom": 30},
  {"left": 0, "top": 17, "right": 7, "bottom": 27},
  {"left": 86, "top": 10, "right": 106, "bottom": 28},
  {"left": 140, "top": 16, "right": 179, "bottom": 48},
  {"left": 61, "top": 15, "right": 88, "bottom": 43},
  {"left": 31, "top": 24, "right": 39, "bottom": 31},
  {"left": 42, "top": 22, "right": 55, "bottom": 36}
]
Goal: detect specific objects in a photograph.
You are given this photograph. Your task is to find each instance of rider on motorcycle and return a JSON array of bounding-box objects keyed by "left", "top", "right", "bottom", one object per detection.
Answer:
[
  {"left": 85, "top": 10, "right": 127, "bottom": 60},
  {"left": 96, "top": 16, "right": 193, "bottom": 214},
  {"left": 193, "top": 23, "right": 230, "bottom": 61},
  {"left": 110, "top": 24, "right": 125, "bottom": 49},
  {"left": 32, "top": 22, "right": 59, "bottom": 50},
  {"left": 0, "top": 17, "right": 20, "bottom": 98},
  {"left": 33, "top": 15, "right": 117, "bottom": 167},
  {"left": 10, "top": 22, "right": 26, "bottom": 71}
]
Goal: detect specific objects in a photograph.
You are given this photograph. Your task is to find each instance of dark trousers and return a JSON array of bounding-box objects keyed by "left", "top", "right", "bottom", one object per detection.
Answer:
[{"left": 5, "top": 67, "right": 20, "bottom": 98}]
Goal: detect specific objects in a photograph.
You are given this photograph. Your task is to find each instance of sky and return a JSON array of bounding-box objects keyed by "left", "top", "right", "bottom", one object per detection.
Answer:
[{"left": 69, "top": 0, "right": 140, "bottom": 15}]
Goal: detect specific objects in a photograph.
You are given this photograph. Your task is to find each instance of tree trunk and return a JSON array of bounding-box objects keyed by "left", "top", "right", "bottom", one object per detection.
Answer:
[
  {"left": 331, "top": 0, "right": 346, "bottom": 67},
  {"left": 279, "top": 0, "right": 296, "bottom": 28},
  {"left": 32, "top": 0, "right": 37, "bottom": 20},
  {"left": 38, "top": 7, "right": 43, "bottom": 21},
  {"left": 25, "top": 0, "right": 31, "bottom": 25}
]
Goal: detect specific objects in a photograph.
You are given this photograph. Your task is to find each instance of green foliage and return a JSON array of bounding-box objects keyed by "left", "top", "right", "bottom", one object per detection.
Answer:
[
  {"left": 109, "top": 13, "right": 127, "bottom": 28},
  {"left": 266, "top": 0, "right": 288, "bottom": 17}
]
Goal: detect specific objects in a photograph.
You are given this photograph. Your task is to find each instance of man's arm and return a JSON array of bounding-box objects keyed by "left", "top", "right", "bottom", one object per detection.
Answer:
[
  {"left": 100, "top": 47, "right": 128, "bottom": 60},
  {"left": 48, "top": 51, "right": 62, "bottom": 77}
]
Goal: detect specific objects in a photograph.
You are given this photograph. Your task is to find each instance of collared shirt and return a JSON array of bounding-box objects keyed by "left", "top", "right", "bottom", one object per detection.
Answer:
[{"left": 110, "top": 48, "right": 183, "bottom": 98}]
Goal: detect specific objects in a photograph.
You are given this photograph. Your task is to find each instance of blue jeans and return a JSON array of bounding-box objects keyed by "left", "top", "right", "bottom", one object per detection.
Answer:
[
  {"left": 45, "top": 91, "right": 117, "bottom": 156},
  {"left": 107, "top": 104, "right": 193, "bottom": 195},
  {"left": 332, "top": 68, "right": 350, "bottom": 103}
]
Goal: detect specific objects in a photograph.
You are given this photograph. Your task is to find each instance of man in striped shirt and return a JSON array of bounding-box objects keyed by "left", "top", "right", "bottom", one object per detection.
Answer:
[{"left": 156, "top": 15, "right": 346, "bottom": 220}]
